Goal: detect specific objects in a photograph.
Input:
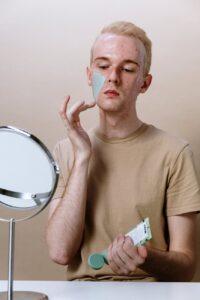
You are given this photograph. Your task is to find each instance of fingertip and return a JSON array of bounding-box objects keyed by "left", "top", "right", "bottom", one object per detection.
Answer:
[
  {"left": 127, "top": 236, "right": 133, "bottom": 243},
  {"left": 65, "top": 95, "right": 70, "bottom": 102},
  {"left": 89, "top": 100, "right": 96, "bottom": 106},
  {"left": 118, "top": 233, "right": 125, "bottom": 238},
  {"left": 59, "top": 105, "right": 64, "bottom": 115},
  {"left": 138, "top": 245, "right": 148, "bottom": 258},
  {"left": 59, "top": 111, "right": 65, "bottom": 120},
  {"left": 117, "top": 233, "right": 124, "bottom": 241}
]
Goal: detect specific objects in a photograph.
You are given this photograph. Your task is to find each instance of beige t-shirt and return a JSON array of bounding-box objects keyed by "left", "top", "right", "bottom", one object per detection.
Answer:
[{"left": 52, "top": 123, "right": 200, "bottom": 281}]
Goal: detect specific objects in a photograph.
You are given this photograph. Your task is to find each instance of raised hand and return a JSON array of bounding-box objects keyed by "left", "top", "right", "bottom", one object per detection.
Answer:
[{"left": 59, "top": 95, "right": 96, "bottom": 161}]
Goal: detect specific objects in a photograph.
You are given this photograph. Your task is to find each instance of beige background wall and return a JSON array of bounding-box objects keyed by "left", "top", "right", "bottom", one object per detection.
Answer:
[{"left": 0, "top": 0, "right": 200, "bottom": 280}]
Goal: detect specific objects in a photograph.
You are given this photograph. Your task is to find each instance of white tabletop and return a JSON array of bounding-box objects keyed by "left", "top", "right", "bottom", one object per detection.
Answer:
[{"left": 0, "top": 280, "right": 200, "bottom": 300}]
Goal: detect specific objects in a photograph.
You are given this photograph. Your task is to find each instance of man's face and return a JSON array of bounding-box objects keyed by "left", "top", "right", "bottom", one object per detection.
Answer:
[{"left": 87, "top": 33, "right": 150, "bottom": 113}]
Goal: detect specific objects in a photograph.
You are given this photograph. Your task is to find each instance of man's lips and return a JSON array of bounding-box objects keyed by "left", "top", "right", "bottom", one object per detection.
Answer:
[{"left": 104, "top": 90, "right": 119, "bottom": 96}]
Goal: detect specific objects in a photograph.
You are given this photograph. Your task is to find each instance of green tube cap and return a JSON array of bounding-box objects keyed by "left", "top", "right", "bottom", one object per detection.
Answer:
[{"left": 88, "top": 253, "right": 105, "bottom": 270}]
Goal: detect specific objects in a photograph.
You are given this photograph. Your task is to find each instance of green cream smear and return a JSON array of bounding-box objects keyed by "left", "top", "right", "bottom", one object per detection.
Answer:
[{"left": 92, "top": 71, "right": 106, "bottom": 101}]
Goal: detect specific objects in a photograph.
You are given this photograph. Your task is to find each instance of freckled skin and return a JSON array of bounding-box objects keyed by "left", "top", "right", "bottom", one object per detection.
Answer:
[{"left": 87, "top": 33, "right": 149, "bottom": 116}]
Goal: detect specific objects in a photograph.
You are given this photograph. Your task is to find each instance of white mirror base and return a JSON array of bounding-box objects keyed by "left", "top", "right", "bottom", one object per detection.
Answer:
[{"left": 0, "top": 291, "right": 48, "bottom": 299}]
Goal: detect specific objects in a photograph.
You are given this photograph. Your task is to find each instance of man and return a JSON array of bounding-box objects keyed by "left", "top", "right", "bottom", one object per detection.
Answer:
[{"left": 46, "top": 21, "right": 200, "bottom": 281}]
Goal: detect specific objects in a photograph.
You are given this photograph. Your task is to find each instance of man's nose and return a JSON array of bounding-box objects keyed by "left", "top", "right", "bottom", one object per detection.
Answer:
[{"left": 107, "top": 68, "right": 120, "bottom": 85}]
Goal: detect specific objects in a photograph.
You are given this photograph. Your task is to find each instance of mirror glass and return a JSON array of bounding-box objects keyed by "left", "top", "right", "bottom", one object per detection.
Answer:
[{"left": 0, "top": 126, "right": 59, "bottom": 214}]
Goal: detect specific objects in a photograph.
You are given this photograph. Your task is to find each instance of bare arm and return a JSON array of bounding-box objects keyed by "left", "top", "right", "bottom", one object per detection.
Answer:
[
  {"left": 140, "top": 213, "right": 197, "bottom": 281},
  {"left": 46, "top": 96, "right": 95, "bottom": 265},
  {"left": 46, "top": 158, "right": 89, "bottom": 265},
  {"left": 108, "top": 213, "right": 198, "bottom": 281}
]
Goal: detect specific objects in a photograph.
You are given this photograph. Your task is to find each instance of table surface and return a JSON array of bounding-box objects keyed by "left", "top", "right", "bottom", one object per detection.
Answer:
[{"left": 0, "top": 281, "right": 200, "bottom": 300}]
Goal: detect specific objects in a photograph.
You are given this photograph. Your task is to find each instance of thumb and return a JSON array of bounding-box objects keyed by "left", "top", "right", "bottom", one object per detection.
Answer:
[
  {"left": 138, "top": 245, "right": 148, "bottom": 259},
  {"left": 86, "top": 100, "right": 96, "bottom": 108}
]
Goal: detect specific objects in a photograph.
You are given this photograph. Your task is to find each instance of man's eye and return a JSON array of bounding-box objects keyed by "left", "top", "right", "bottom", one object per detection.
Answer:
[
  {"left": 123, "top": 68, "right": 135, "bottom": 73},
  {"left": 98, "top": 65, "right": 109, "bottom": 69}
]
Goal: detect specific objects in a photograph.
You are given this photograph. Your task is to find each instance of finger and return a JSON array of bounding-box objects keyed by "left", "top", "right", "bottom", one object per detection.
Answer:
[
  {"left": 67, "top": 100, "right": 85, "bottom": 123},
  {"left": 114, "top": 237, "right": 138, "bottom": 273},
  {"left": 112, "top": 235, "right": 126, "bottom": 264},
  {"left": 84, "top": 100, "right": 96, "bottom": 107},
  {"left": 123, "top": 238, "right": 146, "bottom": 265},
  {"left": 59, "top": 95, "right": 71, "bottom": 128},
  {"left": 111, "top": 235, "right": 130, "bottom": 274},
  {"left": 59, "top": 95, "right": 70, "bottom": 118},
  {"left": 69, "top": 101, "right": 96, "bottom": 123},
  {"left": 78, "top": 101, "right": 96, "bottom": 112},
  {"left": 108, "top": 243, "right": 121, "bottom": 274},
  {"left": 138, "top": 245, "right": 148, "bottom": 259},
  {"left": 116, "top": 242, "right": 138, "bottom": 272}
]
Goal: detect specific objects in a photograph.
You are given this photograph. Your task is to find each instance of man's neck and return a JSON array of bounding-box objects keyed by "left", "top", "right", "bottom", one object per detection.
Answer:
[{"left": 97, "top": 108, "right": 143, "bottom": 139}]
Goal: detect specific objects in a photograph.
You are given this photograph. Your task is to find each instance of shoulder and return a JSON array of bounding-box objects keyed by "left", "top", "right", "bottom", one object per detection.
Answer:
[
  {"left": 142, "top": 124, "right": 194, "bottom": 173},
  {"left": 146, "top": 124, "right": 189, "bottom": 154}
]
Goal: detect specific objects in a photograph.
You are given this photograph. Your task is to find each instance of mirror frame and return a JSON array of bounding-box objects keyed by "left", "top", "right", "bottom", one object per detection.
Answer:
[{"left": 0, "top": 125, "right": 59, "bottom": 222}]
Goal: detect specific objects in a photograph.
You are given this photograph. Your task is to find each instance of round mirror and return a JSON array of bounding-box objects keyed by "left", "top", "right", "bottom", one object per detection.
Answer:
[
  {"left": 0, "top": 125, "right": 59, "bottom": 220},
  {"left": 0, "top": 125, "right": 59, "bottom": 300}
]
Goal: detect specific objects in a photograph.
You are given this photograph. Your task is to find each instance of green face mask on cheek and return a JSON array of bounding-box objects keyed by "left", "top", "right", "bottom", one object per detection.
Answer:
[{"left": 92, "top": 71, "right": 106, "bottom": 101}]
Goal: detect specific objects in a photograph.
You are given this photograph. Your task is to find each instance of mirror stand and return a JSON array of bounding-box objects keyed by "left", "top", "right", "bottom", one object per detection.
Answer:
[{"left": 0, "top": 218, "right": 48, "bottom": 300}]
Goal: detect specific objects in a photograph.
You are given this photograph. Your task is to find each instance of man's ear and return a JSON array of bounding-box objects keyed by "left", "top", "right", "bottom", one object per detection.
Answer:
[
  {"left": 140, "top": 74, "right": 152, "bottom": 93},
  {"left": 87, "top": 66, "right": 92, "bottom": 86}
]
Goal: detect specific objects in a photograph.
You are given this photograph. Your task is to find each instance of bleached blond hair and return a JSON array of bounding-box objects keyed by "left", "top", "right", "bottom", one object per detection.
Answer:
[{"left": 90, "top": 21, "right": 152, "bottom": 77}]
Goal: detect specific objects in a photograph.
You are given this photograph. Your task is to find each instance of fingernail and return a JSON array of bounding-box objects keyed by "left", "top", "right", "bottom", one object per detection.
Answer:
[{"left": 127, "top": 237, "right": 132, "bottom": 243}]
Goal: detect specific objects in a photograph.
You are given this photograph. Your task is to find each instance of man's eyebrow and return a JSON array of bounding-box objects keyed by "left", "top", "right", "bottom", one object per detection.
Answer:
[
  {"left": 123, "top": 59, "right": 139, "bottom": 66},
  {"left": 94, "top": 57, "right": 110, "bottom": 62},
  {"left": 94, "top": 57, "right": 139, "bottom": 66}
]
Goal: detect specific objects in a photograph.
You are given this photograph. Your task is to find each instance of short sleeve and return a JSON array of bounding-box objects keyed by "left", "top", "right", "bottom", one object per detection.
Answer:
[
  {"left": 51, "top": 139, "right": 73, "bottom": 201},
  {"left": 166, "top": 145, "right": 200, "bottom": 216}
]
